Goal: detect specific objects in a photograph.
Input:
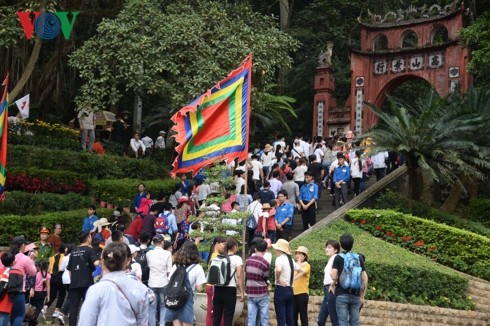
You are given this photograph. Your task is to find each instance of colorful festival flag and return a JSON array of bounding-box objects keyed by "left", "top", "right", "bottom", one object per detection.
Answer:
[
  {"left": 0, "top": 73, "right": 10, "bottom": 201},
  {"left": 171, "top": 55, "right": 252, "bottom": 177},
  {"left": 14, "top": 94, "right": 30, "bottom": 119}
]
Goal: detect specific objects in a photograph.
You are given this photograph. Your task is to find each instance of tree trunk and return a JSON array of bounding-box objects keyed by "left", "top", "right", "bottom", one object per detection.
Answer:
[
  {"left": 10, "top": 39, "right": 42, "bottom": 101},
  {"left": 441, "top": 176, "right": 469, "bottom": 213}
]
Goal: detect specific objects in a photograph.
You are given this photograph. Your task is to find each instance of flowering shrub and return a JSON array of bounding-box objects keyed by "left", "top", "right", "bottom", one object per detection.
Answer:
[
  {"left": 346, "top": 209, "right": 490, "bottom": 281},
  {"left": 5, "top": 168, "right": 86, "bottom": 194},
  {"left": 12, "top": 119, "right": 79, "bottom": 138}
]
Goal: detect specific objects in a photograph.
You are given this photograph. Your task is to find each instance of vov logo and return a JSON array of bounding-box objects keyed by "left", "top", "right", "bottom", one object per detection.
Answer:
[{"left": 17, "top": 11, "right": 79, "bottom": 40}]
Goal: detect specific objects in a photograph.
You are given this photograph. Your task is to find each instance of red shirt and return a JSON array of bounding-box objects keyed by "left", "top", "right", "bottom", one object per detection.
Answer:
[
  {"left": 125, "top": 216, "right": 144, "bottom": 239},
  {"left": 0, "top": 267, "right": 13, "bottom": 313}
]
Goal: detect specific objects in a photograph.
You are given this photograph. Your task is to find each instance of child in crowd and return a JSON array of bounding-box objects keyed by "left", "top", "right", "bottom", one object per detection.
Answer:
[{"left": 29, "top": 261, "right": 50, "bottom": 324}]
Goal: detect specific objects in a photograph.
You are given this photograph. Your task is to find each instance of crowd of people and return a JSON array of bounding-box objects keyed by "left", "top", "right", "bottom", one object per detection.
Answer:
[{"left": 0, "top": 131, "right": 386, "bottom": 326}]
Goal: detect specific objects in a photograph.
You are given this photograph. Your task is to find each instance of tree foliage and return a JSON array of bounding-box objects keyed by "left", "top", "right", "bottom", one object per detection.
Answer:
[
  {"left": 69, "top": 0, "right": 299, "bottom": 113},
  {"left": 364, "top": 89, "right": 490, "bottom": 201}
]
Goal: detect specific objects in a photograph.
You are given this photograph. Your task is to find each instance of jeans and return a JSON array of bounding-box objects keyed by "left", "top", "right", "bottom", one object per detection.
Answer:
[
  {"left": 317, "top": 285, "right": 338, "bottom": 326},
  {"left": 336, "top": 294, "right": 361, "bottom": 326},
  {"left": 149, "top": 287, "right": 166, "bottom": 326},
  {"left": 0, "top": 312, "right": 8, "bottom": 326},
  {"left": 247, "top": 294, "right": 269, "bottom": 326},
  {"left": 274, "top": 285, "right": 294, "bottom": 326},
  {"left": 10, "top": 292, "right": 25, "bottom": 326},
  {"left": 81, "top": 128, "right": 95, "bottom": 152}
]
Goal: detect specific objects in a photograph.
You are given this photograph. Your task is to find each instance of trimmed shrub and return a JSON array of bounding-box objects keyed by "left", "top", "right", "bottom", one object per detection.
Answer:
[
  {"left": 467, "top": 199, "right": 490, "bottom": 228},
  {"left": 290, "top": 220, "right": 473, "bottom": 310},
  {"left": 88, "top": 178, "right": 180, "bottom": 203},
  {"left": 8, "top": 133, "right": 79, "bottom": 151},
  {"left": 8, "top": 145, "right": 168, "bottom": 179},
  {"left": 346, "top": 209, "right": 490, "bottom": 280},
  {"left": 0, "top": 208, "right": 114, "bottom": 245},
  {"left": 0, "top": 191, "right": 94, "bottom": 215},
  {"left": 6, "top": 168, "right": 87, "bottom": 194},
  {"left": 375, "top": 191, "right": 490, "bottom": 237}
]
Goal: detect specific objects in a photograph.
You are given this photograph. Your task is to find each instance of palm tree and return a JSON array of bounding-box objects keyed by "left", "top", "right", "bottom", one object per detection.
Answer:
[{"left": 363, "top": 89, "right": 490, "bottom": 209}]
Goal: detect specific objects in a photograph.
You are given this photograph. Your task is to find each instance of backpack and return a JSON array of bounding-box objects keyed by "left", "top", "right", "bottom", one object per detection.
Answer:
[
  {"left": 135, "top": 247, "right": 150, "bottom": 284},
  {"left": 338, "top": 252, "right": 363, "bottom": 291},
  {"left": 154, "top": 212, "right": 170, "bottom": 234},
  {"left": 0, "top": 267, "right": 24, "bottom": 300},
  {"left": 164, "top": 264, "right": 197, "bottom": 310},
  {"left": 207, "top": 254, "right": 235, "bottom": 286}
]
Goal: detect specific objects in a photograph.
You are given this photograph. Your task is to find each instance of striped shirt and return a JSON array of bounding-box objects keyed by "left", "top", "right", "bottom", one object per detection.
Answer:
[{"left": 245, "top": 255, "right": 270, "bottom": 297}]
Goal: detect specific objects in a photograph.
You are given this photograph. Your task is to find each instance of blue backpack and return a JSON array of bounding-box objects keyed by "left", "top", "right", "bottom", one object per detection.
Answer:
[{"left": 338, "top": 252, "right": 362, "bottom": 290}]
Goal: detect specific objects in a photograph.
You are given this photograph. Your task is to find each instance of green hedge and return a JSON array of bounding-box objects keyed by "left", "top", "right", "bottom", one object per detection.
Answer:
[
  {"left": 0, "top": 208, "right": 114, "bottom": 245},
  {"left": 346, "top": 209, "right": 490, "bottom": 281},
  {"left": 8, "top": 145, "right": 169, "bottom": 179},
  {"left": 290, "top": 220, "right": 472, "bottom": 310},
  {"left": 8, "top": 133, "right": 79, "bottom": 151},
  {"left": 374, "top": 191, "right": 490, "bottom": 238},
  {"left": 87, "top": 178, "right": 180, "bottom": 204},
  {"left": 0, "top": 191, "right": 95, "bottom": 215},
  {"left": 467, "top": 199, "right": 490, "bottom": 228}
]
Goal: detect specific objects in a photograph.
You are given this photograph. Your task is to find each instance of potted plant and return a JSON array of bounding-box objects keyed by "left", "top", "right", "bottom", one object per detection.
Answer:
[{"left": 187, "top": 164, "right": 248, "bottom": 325}]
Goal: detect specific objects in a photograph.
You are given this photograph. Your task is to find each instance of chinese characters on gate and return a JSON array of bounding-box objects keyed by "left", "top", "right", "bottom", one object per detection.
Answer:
[{"left": 374, "top": 53, "right": 444, "bottom": 75}]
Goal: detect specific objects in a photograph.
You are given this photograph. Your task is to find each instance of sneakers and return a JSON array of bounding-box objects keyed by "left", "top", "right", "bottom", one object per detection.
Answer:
[
  {"left": 57, "top": 312, "right": 65, "bottom": 325},
  {"left": 41, "top": 307, "right": 47, "bottom": 320}
]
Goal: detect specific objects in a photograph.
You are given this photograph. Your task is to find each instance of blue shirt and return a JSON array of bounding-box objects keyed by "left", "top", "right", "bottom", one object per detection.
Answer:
[
  {"left": 82, "top": 215, "right": 98, "bottom": 232},
  {"left": 78, "top": 271, "right": 149, "bottom": 326},
  {"left": 132, "top": 192, "right": 146, "bottom": 211},
  {"left": 298, "top": 182, "right": 318, "bottom": 203},
  {"left": 179, "top": 180, "right": 192, "bottom": 196},
  {"left": 161, "top": 210, "right": 178, "bottom": 235},
  {"left": 275, "top": 202, "right": 294, "bottom": 226},
  {"left": 333, "top": 163, "right": 351, "bottom": 183}
]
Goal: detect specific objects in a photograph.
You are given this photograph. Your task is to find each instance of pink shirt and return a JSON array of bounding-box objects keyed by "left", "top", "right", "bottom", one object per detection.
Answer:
[
  {"left": 34, "top": 271, "right": 51, "bottom": 291},
  {"left": 0, "top": 253, "right": 37, "bottom": 292}
]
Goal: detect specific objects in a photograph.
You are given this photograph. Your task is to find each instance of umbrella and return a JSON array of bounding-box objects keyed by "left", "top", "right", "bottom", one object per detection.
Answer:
[{"left": 95, "top": 111, "right": 116, "bottom": 126}]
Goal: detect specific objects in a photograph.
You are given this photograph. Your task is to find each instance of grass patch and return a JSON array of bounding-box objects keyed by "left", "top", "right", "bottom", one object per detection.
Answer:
[{"left": 290, "top": 219, "right": 474, "bottom": 310}]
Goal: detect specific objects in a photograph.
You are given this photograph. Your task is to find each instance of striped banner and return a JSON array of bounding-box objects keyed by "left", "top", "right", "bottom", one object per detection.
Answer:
[{"left": 171, "top": 55, "right": 252, "bottom": 176}]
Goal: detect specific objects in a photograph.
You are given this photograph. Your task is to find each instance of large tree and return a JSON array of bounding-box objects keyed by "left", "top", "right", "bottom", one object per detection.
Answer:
[
  {"left": 364, "top": 89, "right": 490, "bottom": 209},
  {"left": 69, "top": 0, "right": 299, "bottom": 119}
]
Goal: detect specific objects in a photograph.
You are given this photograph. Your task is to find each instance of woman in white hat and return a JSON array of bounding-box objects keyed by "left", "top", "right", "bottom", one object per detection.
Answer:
[
  {"left": 272, "top": 239, "right": 304, "bottom": 326},
  {"left": 92, "top": 218, "right": 112, "bottom": 244},
  {"left": 293, "top": 246, "right": 311, "bottom": 326}
]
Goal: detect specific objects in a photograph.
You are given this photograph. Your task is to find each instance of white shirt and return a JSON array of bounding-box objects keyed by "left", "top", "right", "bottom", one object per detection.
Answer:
[
  {"left": 141, "top": 136, "right": 153, "bottom": 148},
  {"left": 293, "top": 165, "right": 307, "bottom": 182},
  {"left": 269, "top": 178, "right": 282, "bottom": 197},
  {"left": 78, "top": 109, "right": 95, "bottom": 130},
  {"left": 219, "top": 254, "right": 243, "bottom": 288},
  {"left": 371, "top": 151, "right": 388, "bottom": 169},
  {"left": 261, "top": 151, "right": 274, "bottom": 167},
  {"left": 130, "top": 138, "right": 146, "bottom": 152},
  {"left": 235, "top": 177, "right": 246, "bottom": 195},
  {"left": 60, "top": 254, "right": 71, "bottom": 284},
  {"left": 168, "top": 264, "right": 206, "bottom": 291},
  {"left": 197, "top": 184, "right": 212, "bottom": 201},
  {"left": 323, "top": 254, "right": 337, "bottom": 285},
  {"left": 275, "top": 254, "right": 300, "bottom": 287},
  {"left": 131, "top": 261, "right": 142, "bottom": 280},
  {"left": 291, "top": 145, "right": 304, "bottom": 159},
  {"left": 301, "top": 141, "right": 310, "bottom": 158},
  {"left": 155, "top": 136, "right": 166, "bottom": 149},
  {"left": 146, "top": 247, "right": 172, "bottom": 288},
  {"left": 350, "top": 157, "right": 362, "bottom": 178},
  {"left": 314, "top": 148, "right": 324, "bottom": 163},
  {"left": 247, "top": 201, "right": 262, "bottom": 224},
  {"left": 250, "top": 160, "right": 263, "bottom": 180}
]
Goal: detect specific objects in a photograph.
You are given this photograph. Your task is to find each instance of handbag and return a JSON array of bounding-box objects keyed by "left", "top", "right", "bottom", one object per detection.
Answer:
[{"left": 25, "top": 301, "right": 36, "bottom": 321}]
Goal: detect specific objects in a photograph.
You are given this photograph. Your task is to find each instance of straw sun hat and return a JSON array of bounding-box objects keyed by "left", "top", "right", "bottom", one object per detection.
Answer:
[{"left": 272, "top": 239, "right": 290, "bottom": 254}]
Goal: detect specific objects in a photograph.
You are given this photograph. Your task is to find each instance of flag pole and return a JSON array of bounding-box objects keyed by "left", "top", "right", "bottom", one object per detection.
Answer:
[{"left": 241, "top": 158, "right": 249, "bottom": 262}]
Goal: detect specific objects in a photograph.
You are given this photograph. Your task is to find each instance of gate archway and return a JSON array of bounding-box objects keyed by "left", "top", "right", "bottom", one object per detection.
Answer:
[{"left": 349, "top": 3, "right": 472, "bottom": 134}]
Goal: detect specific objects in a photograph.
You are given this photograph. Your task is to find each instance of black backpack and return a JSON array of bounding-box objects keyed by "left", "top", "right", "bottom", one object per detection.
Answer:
[
  {"left": 164, "top": 264, "right": 197, "bottom": 310},
  {"left": 134, "top": 247, "right": 150, "bottom": 284}
]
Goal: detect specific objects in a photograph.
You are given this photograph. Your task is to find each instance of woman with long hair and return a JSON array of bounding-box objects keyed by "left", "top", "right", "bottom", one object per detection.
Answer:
[
  {"left": 206, "top": 237, "right": 226, "bottom": 326},
  {"left": 0, "top": 236, "right": 36, "bottom": 326},
  {"left": 78, "top": 243, "right": 149, "bottom": 325},
  {"left": 165, "top": 241, "right": 206, "bottom": 326}
]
